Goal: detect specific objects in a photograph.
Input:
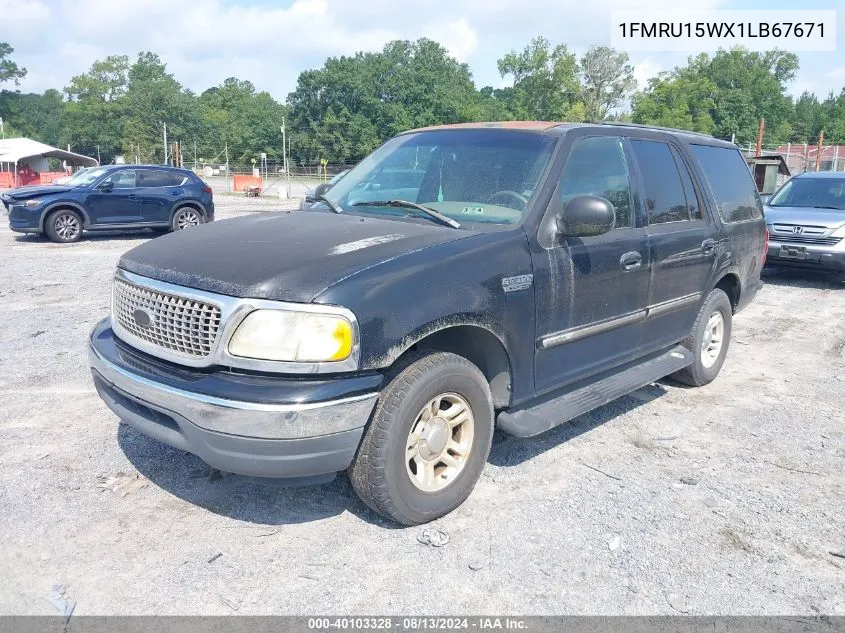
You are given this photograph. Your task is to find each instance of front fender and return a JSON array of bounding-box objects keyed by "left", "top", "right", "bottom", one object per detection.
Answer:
[{"left": 314, "top": 228, "right": 537, "bottom": 404}]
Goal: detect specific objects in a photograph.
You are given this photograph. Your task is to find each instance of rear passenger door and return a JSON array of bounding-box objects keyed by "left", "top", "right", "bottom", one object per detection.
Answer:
[
  {"left": 532, "top": 134, "right": 652, "bottom": 394},
  {"left": 629, "top": 139, "right": 718, "bottom": 351},
  {"left": 136, "top": 170, "right": 187, "bottom": 224}
]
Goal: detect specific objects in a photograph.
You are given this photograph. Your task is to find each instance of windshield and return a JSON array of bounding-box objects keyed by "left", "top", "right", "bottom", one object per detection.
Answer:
[
  {"left": 322, "top": 129, "right": 556, "bottom": 225},
  {"left": 768, "top": 177, "right": 845, "bottom": 210},
  {"left": 66, "top": 167, "right": 108, "bottom": 187}
]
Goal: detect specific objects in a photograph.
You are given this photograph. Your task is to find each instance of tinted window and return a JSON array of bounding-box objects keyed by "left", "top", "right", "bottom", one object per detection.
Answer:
[
  {"left": 630, "top": 140, "right": 689, "bottom": 224},
  {"left": 559, "top": 136, "right": 634, "bottom": 228},
  {"left": 691, "top": 145, "right": 763, "bottom": 222},
  {"left": 671, "top": 146, "right": 702, "bottom": 220},
  {"left": 103, "top": 170, "right": 136, "bottom": 189},
  {"left": 138, "top": 170, "right": 184, "bottom": 188},
  {"left": 768, "top": 177, "right": 845, "bottom": 210}
]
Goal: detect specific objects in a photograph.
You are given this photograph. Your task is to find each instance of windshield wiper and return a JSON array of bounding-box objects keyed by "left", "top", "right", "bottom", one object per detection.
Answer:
[
  {"left": 316, "top": 195, "right": 343, "bottom": 214},
  {"left": 351, "top": 200, "right": 461, "bottom": 229}
]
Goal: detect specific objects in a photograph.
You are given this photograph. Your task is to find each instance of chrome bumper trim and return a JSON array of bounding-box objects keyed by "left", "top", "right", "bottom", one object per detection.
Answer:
[{"left": 89, "top": 344, "right": 378, "bottom": 440}]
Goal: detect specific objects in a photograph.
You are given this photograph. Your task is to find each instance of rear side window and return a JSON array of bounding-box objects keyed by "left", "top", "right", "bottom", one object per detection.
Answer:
[
  {"left": 690, "top": 145, "right": 763, "bottom": 222},
  {"left": 630, "top": 139, "right": 689, "bottom": 224},
  {"left": 138, "top": 170, "right": 186, "bottom": 188}
]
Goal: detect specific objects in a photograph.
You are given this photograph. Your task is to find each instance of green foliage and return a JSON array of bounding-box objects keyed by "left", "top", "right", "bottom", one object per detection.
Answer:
[
  {"left": 0, "top": 42, "right": 27, "bottom": 86},
  {"left": 579, "top": 46, "right": 637, "bottom": 121},
  {"left": 632, "top": 48, "right": 802, "bottom": 145}
]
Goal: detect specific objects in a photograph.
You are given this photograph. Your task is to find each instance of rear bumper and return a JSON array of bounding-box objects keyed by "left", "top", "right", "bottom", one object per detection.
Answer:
[
  {"left": 89, "top": 320, "right": 380, "bottom": 478},
  {"left": 766, "top": 241, "right": 845, "bottom": 272}
]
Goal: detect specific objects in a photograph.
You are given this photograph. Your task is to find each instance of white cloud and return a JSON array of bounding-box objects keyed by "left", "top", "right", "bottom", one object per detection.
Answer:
[{"left": 426, "top": 19, "right": 479, "bottom": 62}]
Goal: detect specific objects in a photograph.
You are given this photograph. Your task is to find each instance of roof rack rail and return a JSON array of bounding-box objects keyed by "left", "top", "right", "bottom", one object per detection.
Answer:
[{"left": 587, "top": 121, "right": 716, "bottom": 139}]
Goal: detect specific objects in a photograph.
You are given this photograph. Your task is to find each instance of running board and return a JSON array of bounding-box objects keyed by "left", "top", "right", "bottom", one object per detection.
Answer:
[{"left": 497, "top": 345, "right": 693, "bottom": 438}]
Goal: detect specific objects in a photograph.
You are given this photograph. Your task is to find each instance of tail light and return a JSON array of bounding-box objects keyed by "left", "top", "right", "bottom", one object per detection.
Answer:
[
  {"left": 202, "top": 185, "right": 212, "bottom": 194},
  {"left": 762, "top": 228, "right": 769, "bottom": 266}
]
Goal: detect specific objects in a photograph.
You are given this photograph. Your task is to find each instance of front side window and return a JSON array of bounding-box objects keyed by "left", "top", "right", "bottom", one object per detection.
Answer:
[
  {"left": 768, "top": 177, "right": 845, "bottom": 210},
  {"left": 691, "top": 145, "right": 764, "bottom": 222},
  {"left": 630, "top": 139, "right": 690, "bottom": 225},
  {"left": 558, "top": 136, "right": 634, "bottom": 229},
  {"left": 103, "top": 170, "right": 136, "bottom": 189},
  {"left": 323, "top": 129, "right": 556, "bottom": 226}
]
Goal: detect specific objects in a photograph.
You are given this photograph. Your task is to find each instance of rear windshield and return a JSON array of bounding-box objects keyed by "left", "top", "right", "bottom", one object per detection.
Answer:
[{"left": 690, "top": 145, "right": 763, "bottom": 222}]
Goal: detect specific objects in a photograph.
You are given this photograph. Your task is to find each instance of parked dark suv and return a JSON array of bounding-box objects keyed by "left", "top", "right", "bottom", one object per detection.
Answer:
[
  {"left": 88, "top": 122, "right": 766, "bottom": 525},
  {"left": 4, "top": 165, "right": 214, "bottom": 243}
]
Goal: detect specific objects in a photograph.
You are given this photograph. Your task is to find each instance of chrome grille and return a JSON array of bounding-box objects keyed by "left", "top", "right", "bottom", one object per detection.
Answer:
[
  {"left": 113, "top": 278, "right": 222, "bottom": 359},
  {"left": 770, "top": 233, "right": 841, "bottom": 246}
]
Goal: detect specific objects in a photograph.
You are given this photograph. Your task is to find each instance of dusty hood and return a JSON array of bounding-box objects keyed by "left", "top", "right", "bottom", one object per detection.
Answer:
[
  {"left": 6, "top": 185, "right": 73, "bottom": 199},
  {"left": 119, "top": 210, "right": 471, "bottom": 303},
  {"left": 764, "top": 205, "right": 845, "bottom": 230}
]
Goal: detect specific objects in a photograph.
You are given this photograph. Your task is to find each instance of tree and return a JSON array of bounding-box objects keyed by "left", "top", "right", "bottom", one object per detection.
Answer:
[
  {"left": 65, "top": 55, "right": 129, "bottom": 102},
  {"left": 632, "top": 48, "right": 799, "bottom": 145},
  {"left": 496, "top": 37, "right": 579, "bottom": 120},
  {"left": 578, "top": 46, "right": 636, "bottom": 121},
  {"left": 0, "top": 42, "right": 26, "bottom": 86}
]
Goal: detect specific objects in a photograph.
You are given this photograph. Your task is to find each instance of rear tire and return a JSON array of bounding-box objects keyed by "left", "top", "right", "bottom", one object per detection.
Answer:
[
  {"left": 349, "top": 352, "right": 494, "bottom": 526},
  {"left": 44, "top": 209, "right": 83, "bottom": 243},
  {"left": 671, "top": 288, "right": 732, "bottom": 387},
  {"left": 172, "top": 207, "right": 203, "bottom": 231}
]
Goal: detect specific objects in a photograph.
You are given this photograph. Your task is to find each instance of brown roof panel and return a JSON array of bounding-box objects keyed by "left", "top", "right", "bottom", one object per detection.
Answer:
[{"left": 405, "top": 121, "right": 563, "bottom": 133}]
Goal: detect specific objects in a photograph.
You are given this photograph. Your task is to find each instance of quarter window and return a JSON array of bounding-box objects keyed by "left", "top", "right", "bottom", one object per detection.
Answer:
[
  {"left": 690, "top": 145, "right": 763, "bottom": 222},
  {"left": 671, "top": 146, "right": 702, "bottom": 220},
  {"left": 630, "top": 140, "right": 690, "bottom": 224},
  {"left": 558, "top": 136, "right": 634, "bottom": 229}
]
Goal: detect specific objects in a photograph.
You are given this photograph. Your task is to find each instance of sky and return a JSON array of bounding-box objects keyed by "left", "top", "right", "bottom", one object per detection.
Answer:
[{"left": 1, "top": 0, "right": 843, "bottom": 103}]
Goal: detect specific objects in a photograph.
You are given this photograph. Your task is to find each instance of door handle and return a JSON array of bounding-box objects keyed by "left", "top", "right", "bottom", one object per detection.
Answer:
[
  {"left": 701, "top": 239, "right": 716, "bottom": 255},
  {"left": 620, "top": 251, "right": 642, "bottom": 272}
]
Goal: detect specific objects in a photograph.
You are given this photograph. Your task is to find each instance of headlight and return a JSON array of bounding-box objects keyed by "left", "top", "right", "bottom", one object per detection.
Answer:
[
  {"left": 228, "top": 309, "right": 355, "bottom": 363},
  {"left": 24, "top": 199, "right": 43, "bottom": 207}
]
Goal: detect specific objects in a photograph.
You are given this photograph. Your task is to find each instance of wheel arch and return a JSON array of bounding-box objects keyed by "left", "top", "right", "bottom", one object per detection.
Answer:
[
  {"left": 713, "top": 272, "right": 741, "bottom": 313},
  {"left": 170, "top": 200, "right": 207, "bottom": 222},
  {"left": 385, "top": 324, "right": 513, "bottom": 409},
  {"left": 40, "top": 202, "right": 89, "bottom": 231}
]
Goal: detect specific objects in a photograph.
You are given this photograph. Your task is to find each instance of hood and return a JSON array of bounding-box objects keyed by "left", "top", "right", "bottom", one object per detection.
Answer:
[
  {"left": 6, "top": 185, "right": 73, "bottom": 199},
  {"left": 119, "top": 210, "right": 472, "bottom": 303},
  {"left": 764, "top": 205, "right": 845, "bottom": 230}
]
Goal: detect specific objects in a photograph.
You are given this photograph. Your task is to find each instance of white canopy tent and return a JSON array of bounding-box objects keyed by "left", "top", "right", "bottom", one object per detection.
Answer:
[{"left": 0, "top": 138, "right": 98, "bottom": 187}]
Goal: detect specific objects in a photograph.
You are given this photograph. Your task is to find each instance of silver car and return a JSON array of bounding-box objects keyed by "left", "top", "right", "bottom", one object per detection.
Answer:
[{"left": 764, "top": 172, "right": 845, "bottom": 274}]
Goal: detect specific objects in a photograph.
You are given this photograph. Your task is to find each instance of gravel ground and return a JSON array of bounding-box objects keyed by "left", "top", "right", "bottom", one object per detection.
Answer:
[{"left": 0, "top": 195, "right": 843, "bottom": 615}]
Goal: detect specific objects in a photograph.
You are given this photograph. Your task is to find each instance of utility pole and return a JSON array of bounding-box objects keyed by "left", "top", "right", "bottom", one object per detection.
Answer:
[
  {"left": 281, "top": 119, "right": 290, "bottom": 198},
  {"left": 0, "top": 117, "right": 4, "bottom": 138},
  {"left": 755, "top": 118, "right": 765, "bottom": 157},
  {"left": 815, "top": 131, "right": 824, "bottom": 172},
  {"left": 224, "top": 143, "right": 229, "bottom": 193},
  {"left": 162, "top": 122, "right": 168, "bottom": 166},
  {"left": 97, "top": 145, "right": 101, "bottom": 164}
]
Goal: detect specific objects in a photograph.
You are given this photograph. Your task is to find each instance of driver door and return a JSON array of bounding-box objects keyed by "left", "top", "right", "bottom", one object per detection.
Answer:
[
  {"left": 531, "top": 134, "right": 652, "bottom": 394},
  {"left": 86, "top": 169, "right": 141, "bottom": 225}
]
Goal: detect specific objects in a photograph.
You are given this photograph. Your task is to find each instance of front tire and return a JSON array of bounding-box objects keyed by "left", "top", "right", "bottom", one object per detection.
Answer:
[
  {"left": 672, "top": 288, "right": 733, "bottom": 387},
  {"left": 349, "top": 352, "right": 494, "bottom": 526},
  {"left": 44, "top": 209, "right": 83, "bottom": 243},
  {"left": 172, "top": 207, "right": 203, "bottom": 231}
]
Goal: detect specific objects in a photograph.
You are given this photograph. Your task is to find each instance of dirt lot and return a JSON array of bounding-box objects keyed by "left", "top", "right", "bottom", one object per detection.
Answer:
[{"left": 0, "top": 195, "right": 843, "bottom": 615}]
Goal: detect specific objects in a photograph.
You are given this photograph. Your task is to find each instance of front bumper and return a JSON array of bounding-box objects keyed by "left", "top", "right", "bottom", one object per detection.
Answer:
[
  {"left": 8, "top": 204, "right": 42, "bottom": 233},
  {"left": 89, "top": 319, "right": 381, "bottom": 478},
  {"left": 766, "top": 240, "right": 845, "bottom": 272}
]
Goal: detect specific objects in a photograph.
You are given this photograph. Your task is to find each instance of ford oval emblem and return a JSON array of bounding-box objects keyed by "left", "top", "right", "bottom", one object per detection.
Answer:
[{"left": 133, "top": 308, "right": 154, "bottom": 328}]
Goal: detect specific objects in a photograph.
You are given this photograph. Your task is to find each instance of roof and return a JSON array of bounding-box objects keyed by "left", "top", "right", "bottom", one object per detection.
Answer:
[
  {"left": 747, "top": 154, "right": 791, "bottom": 176},
  {"left": 403, "top": 121, "right": 735, "bottom": 147},
  {"left": 794, "top": 170, "right": 845, "bottom": 179},
  {"left": 0, "top": 138, "right": 98, "bottom": 167}
]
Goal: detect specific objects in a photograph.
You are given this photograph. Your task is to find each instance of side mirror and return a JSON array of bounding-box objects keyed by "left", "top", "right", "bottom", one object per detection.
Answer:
[
  {"left": 556, "top": 195, "right": 616, "bottom": 237},
  {"left": 313, "top": 182, "right": 332, "bottom": 199},
  {"left": 98, "top": 181, "right": 114, "bottom": 193}
]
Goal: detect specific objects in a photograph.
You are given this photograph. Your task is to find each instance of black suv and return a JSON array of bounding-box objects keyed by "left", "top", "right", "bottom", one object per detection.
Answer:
[
  {"left": 4, "top": 165, "right": 214, "bottom": 243},
  {"left": 89, "top": 123, "right": 766, "bottom": 525}
]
